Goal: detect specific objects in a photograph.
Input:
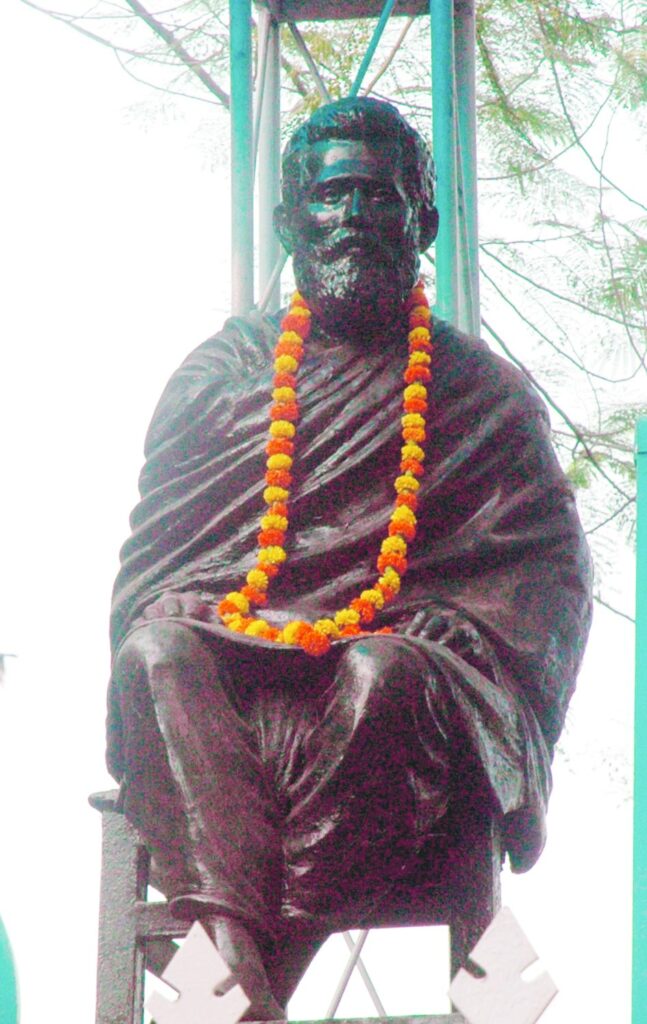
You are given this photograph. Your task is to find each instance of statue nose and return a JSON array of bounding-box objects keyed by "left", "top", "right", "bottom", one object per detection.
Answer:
[{"left": 343, "top": 187, "right": 367, "bottom": 224}]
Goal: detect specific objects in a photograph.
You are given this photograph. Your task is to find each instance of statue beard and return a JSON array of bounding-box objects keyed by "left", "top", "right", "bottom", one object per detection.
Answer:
[{"left": 292, "top": 232, "right": 419, "bottom": 344}]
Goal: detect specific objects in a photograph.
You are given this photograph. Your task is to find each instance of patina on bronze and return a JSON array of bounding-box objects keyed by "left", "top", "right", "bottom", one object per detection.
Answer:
[{"left": 107, "top": 98, "right": 592, "bottom": 1019}]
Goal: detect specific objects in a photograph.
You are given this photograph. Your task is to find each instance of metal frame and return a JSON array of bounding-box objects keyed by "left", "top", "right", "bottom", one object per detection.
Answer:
[
  {"left": 229, "top": 0, "right": 481, "bottom": 335},
  {"left": 634, "top": 417, "right": 647, "bottom": 1024}
]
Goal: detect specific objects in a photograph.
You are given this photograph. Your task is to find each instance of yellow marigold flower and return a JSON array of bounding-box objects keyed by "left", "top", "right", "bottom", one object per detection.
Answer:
[
  {"left": 269, "top": 420, "right": 296, "bottom": 439},
  {"left": 404, "top": 383, "right": 427, "bottom": 401},
  {"left": 394, "top": 475, "right": 420, "bottom": 494},
  {"left": 246, "top": 568, "right": 269, "bottom": 590},
  {"left": 224, "top": 612, "right": 245, "bottom": 628},
  {"left": 245, "top": 620, "right": 270, "bottom": 637},
  {"left": 401, "top": 443, "right": 425, "bottom": 462},
  {"left": 258, "top": 545, "right": 287, "bottom": 565},
  {"left": 401, "top": 412, "right": 425, "bottom": 429},
  {"left": 411, "top": 304, "right": 431, "bottom": 321},
  {"left": 381, "top": 536, "right": 407, "bottom": 556},
  {"left": 225, "top": 591, "right": 249, "bottom": 613},
  {"left": 272, "top": 386, "right": 296, "bottom": 403},
  {"left": 408, "top": 326, "right": 431, "bottom": 344},
  {"left": 281, "top": 621, "right": 307, "bottom": 644},
  {"left": 275, "top": 354, "right": 298, "bottom": 373},
  {"left": 334, "top": 608, "right": 361, "bottom": 627},
  {"left": 279, "top": 330, "right": 304, "bottom": 347},
  {"left": 313, "top": 618, "right": 341, "bottom": 638},
  {"left": 379, "top": 568, "right": 401, "bottom": 593},
  {"left": 409, "top": 350, "right": 431, "bottom": 366},
  {"left": 360, "top": 588, "right": 385, "bottom": 610},
  {"left": 391, "top": 504, "right": 416, "bottom": 525},
  {"left": 291, "top": 290, "right": 307, "bottom": 307},
  {"left": 263, "top": 485, "right": 289, "bottom": 504},
  {"left": 260, "top": 514, "right": 288, "bottom": 532},
  {"left": 266, "top": 453, "right": 293, "bottom": 471}
]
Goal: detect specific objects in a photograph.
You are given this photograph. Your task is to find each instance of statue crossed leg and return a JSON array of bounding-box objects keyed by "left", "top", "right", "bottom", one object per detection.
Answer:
[{"left": 109, "top": 620, "right": 543, "bottom": 1018}]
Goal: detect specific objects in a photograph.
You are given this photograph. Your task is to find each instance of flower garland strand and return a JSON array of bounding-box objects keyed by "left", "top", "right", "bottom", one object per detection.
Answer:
[{"left": 217, "top": 280, "right": 433, "bottom": 656}]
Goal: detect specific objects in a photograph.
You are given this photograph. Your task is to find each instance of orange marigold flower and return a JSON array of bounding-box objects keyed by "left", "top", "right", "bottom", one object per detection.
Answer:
[
  {"left": 258, "top": 528, "right": 286, "bottom": 547},
  {"left": 240, "top": 585, "right": 267, "bottom": 606},
  {"left": 280, "top": 310, "right": 311, "bottom": 337},
  {"left": 402, "top": 426, "right": 425, "bottom": 442},
  {"left": 396, "top": 492, "right": 418, "bottom": 510},
  {"left": 403, "top": 398, "right": 428, "bottom": 414},
  {"left": 265, "top": 468, "right": 292, "bottom": 488},
  {"left": 300, "top": 628, "right": 330, "bottom": 656},
  {"left": 400, "top": 458, "right": 424, "bottom": 476},
  {"left": 268, "top": 502, "right": 288, "bottom": 518},
  {"left": 388, "top": 519, "right": 416, "bottom": 541},
  {"left": 281, "top": 620, "right": 310, "bottom": 645},
  {"left": 270, "top": 402, "right": 299, "bottom": 422},
  {"left": 374, "top": 626, "right": 394, "bottom": 635},
  {"left": 349, "top": 597, "right": 376, "bottom": 624},
  {"left": 266, "top": 438, "right": 294, "bottom": 457},
  {"left": 405, "top": 286, "right": 427, "bottom": 311},
  {"left": 404, "top": 365, "right": 431, "bottom": 384},
  {"left": 218, "top": 598, "right": 241, "bottom": 617},
  {"left": 340, "top": 624, "right": 362, "bottom": 636},
  {"left": 258, "top": 561, "right": 280, "bottom": 579},
  {"left": 228, "top": 615, "right": 254, "bottom": 634},
  {"left": 377, "top": 552, "right": 408, "bottom": 575},
  {"left": 273, "top": 371, "right": 297, "bottom": 389}
]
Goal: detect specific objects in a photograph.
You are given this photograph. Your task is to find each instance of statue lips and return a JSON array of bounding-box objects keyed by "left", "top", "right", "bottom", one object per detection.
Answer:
[{"left": 318, "top": 230, "right": 391, "bottom": 267}]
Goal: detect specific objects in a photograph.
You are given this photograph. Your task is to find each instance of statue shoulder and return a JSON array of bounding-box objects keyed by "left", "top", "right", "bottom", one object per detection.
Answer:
[{"left": 144, "top": 311, "right": 280, "bottom": 456}]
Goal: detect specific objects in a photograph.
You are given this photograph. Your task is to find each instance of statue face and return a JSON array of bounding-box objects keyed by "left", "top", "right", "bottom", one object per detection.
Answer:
[{"left": 277, "top": 138, "right": 422, "bottom": 339}]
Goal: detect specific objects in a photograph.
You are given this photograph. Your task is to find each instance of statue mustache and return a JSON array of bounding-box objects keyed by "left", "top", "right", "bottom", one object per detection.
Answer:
[{"left": 313, "top": 230, "right": 391, "bottom": 263}]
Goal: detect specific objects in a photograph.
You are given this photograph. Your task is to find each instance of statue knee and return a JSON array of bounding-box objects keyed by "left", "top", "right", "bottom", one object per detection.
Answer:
[
  {"left": 335, "top": 634, "right": 433, "bottom": 708},
  {"left": 113, "top": 620, "right": 216, "bottom": 696}
]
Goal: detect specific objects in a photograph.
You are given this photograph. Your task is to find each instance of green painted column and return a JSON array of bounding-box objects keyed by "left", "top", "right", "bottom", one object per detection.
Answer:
[
  {"left": 430, "top": 0, "right": 459, "bottom": 326},
  {"left": 634, "top": 417, "right": 647, "bottom": 1023},
  {"left": 454, "top": 0, "right": 480, "bottom": 335},
  {"left": 0, "top": 917, "right": 18, "bottom": 1024},
  {"left": 229, "top": 0, "right": 254, "bottom": 314}
]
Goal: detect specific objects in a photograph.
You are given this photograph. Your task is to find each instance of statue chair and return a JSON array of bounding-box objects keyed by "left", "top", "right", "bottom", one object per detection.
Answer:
[{"left": 90, "top": 776, "right": 502, "bottom": 1024}]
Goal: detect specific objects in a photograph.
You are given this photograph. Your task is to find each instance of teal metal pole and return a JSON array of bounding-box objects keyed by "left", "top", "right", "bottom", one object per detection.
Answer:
[
  {"left": 349, "top": 0, "right": 398, "bottom": 97},
  {"left": 257, "top": 10, "right": 281, "bottom": 312},
  {"left": 634, "top": 417, "right": 647, "bottom": 1024},
  {"left": 430, "top": 0, "right": 459, "bottom": 325},
  {"left": 453, "top": 0, "right": 480, "bottom": 335},
  {"left": 0, "top": 916, "right": 18, "bottom": 1024},
  {"left": 229, "top": 0, "right": 254, "bottom": 314}
]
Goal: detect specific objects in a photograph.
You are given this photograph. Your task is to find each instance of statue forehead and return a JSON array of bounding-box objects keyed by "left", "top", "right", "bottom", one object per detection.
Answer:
[{"left": 300, "top": 138, "right": 405, "bottom": 186}]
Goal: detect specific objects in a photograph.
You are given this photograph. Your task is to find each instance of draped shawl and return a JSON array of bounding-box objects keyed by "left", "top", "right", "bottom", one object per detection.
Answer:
[{"left": 110, "top": 313, "right": 592, "bottom": 760}]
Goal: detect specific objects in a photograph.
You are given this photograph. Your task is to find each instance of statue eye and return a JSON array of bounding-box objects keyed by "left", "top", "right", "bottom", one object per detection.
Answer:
[{"left": 315, "top": 183, "right": 344, "bottom": 204}]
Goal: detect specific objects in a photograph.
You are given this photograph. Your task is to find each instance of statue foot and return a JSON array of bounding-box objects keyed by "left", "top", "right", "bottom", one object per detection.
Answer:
[{"left": 210, "top": 915, "right": 287, "bottom": 1021}]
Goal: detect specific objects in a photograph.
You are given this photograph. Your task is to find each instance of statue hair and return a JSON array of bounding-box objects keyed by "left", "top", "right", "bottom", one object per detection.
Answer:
[{"left": 281, "top": 97, "right": 436, "bottom": 217}]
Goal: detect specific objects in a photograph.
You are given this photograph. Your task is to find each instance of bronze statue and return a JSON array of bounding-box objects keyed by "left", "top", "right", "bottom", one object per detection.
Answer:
[{"left": 107, "top": 98, "right": 592, "bottom": 1019}]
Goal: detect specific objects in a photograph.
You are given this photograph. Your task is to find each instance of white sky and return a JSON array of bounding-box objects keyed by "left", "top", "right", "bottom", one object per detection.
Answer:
[{"left": 0, "top": 3, "right": 637, "bottom": 1022}]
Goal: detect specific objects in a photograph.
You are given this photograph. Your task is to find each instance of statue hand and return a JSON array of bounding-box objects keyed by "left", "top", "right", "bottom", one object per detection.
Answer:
[
  {"left": 139, "top": 591, "right": 216, "bottom": 623},
  {"left": 407, "top": 609, "right": 485, "bottom": 660}
]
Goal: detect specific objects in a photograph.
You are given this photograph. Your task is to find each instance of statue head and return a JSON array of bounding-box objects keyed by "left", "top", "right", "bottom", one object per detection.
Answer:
[{"left": 274, "top": 97, "right": 439, "bottom": 340}]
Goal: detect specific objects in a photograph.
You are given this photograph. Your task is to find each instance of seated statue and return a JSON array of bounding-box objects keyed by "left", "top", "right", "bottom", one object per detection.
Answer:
[{"left": 106, "top": 97, "right": 592, "bottom": 1019}]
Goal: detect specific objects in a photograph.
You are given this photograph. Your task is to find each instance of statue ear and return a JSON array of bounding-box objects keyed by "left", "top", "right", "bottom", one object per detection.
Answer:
[
  {"left": 273, "top": 204, "right": 295, "bottom": 255},
  {"left": 418, "top": 205, "right": 439, "bottom": 253}
]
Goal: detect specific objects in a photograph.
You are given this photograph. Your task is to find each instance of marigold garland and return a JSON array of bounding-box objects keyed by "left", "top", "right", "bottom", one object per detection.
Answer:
[{"left": 217, "top": 281, "right": 433, "bottom": 656}]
